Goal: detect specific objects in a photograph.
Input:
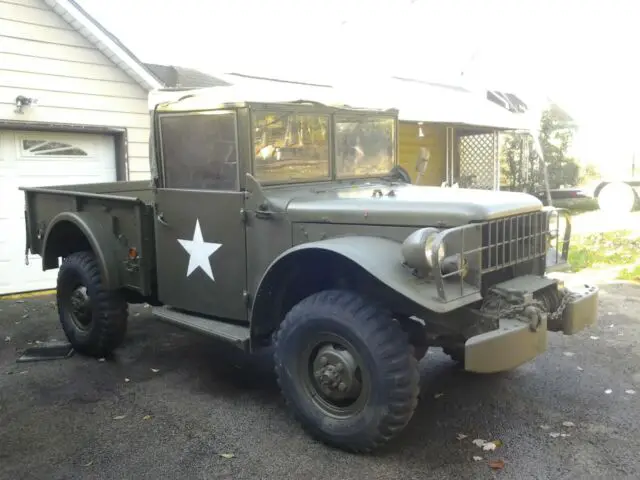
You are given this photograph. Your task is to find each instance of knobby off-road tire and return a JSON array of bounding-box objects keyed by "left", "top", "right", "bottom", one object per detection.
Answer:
[
  {"left": 56, "top": 251, "right": 128, "bottom": 357},
  {"left": 273, "top": 289, "right": 420, "bottom": 453}
]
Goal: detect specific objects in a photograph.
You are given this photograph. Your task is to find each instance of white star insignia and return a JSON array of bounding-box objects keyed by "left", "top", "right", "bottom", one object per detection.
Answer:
[{"left": 177, "top": 219, "right": 222, "bottom": 281}]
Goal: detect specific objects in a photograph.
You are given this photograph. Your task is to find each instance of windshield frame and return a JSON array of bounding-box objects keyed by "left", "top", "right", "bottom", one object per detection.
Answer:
[{"left": 250, "top": 105, "right": 398, "bottom": 186}]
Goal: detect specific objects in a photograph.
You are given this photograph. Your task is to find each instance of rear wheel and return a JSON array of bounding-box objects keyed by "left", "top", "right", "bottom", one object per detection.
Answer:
[
  {"left": 57, "top": 251, "right": 128, "bottom": 357},
  {"left": 273, "top": 290, "right": 420, "bottom": 452}
]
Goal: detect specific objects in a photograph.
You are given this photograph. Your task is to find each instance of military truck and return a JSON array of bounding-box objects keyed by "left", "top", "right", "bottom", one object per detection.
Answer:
[{"left": 21, "top": 89, "right": 598, "bottom": 453}]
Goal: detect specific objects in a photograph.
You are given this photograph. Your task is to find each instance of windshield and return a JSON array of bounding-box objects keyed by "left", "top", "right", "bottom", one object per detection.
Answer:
[
  {"left": 335, "top": 115, "right": 395, "bottom": 178},
  {"left": 253, "top": 111, "right": 330, "bottom": 183}
]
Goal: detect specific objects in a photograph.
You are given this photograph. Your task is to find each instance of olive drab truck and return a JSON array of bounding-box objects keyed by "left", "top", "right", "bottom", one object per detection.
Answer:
[{"left": 21, "top": 86, "right": 599, "bottom": 453}]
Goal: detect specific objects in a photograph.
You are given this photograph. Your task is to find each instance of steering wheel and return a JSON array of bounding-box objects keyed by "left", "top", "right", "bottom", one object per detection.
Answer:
[{"left": 388, "top": 165, "right": 412, "bottom": 183}]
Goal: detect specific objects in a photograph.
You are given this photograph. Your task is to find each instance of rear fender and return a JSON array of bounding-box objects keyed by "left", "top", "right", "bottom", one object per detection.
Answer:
[
  {"left": 42, "top": 212, "right": 121, "bottom": 290},
  {"left": 249, "top": 236, "right": 481, "bottom": 342}
]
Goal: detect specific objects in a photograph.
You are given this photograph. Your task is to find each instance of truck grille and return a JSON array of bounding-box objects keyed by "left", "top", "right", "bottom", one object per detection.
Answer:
[{"left": 481, "top": 211, "right": 547, "bottom": 273}]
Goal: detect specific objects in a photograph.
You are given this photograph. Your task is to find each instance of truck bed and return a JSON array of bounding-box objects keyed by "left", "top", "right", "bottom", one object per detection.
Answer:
[{"left": 21, "top": 180, "right": 157, "bottom": 296}]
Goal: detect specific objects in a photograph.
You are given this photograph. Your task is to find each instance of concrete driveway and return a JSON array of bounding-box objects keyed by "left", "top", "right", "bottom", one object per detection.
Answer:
[{"left": 1, "top": 279, "right": 639, "bottom": 480}]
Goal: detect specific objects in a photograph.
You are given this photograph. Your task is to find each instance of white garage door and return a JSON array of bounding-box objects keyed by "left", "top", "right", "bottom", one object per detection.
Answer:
[{"left": 0, "top": 130, "right": 116, "bottom": 295}]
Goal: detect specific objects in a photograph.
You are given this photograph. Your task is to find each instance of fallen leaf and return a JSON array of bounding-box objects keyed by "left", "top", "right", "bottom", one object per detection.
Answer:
[
  {"left": 113, "top": 415, "right": 127, "bottom": 420},
  {"left": 151, "top": 368, "right": 159, "bottom": 373},
  {"left": 472, "top": 439, "right": 487, "bottom": 447},
  {"left": 482, "top": 441, "right": 498, "bottom": 451},
  {"left": 540, "top": 424, "right": 551, "bottom": 430},
  {"left": 625, "top": 389, "right": 636, "bottom": 395},
  {"left": 434, "top": 392, "right": 444, "bottom": 399},
  {"left": 142, "top": 415, "right": 152, "bottom": 420},
  {"left": 219, "top": 453, "right": 235, "bottom": 459},
  {"left": 489, "top": 459, "right": 505, "bottom": 470},
  {"left": 83, "top": 461, "right": 94, "bottom": 467},
  {"left": 549, "top": 432, "right": 561, "bottom": 438},
  {"left": 577, "top": 366, "right": 584, "bottom": 371},
  {"left": 590, "top": 336, "right": 599, "bottom": 340},
  {"left": 563, "top": 352, "right": 575, "bottom": 357},
  {"left": 124, "top": 378, "right": 130, "bottom": 383},
  {"left": 562, "top": 421, "right": 575, "bottom": 427},
  {"left": 98, "top": 358, "right": 106, "bottom": 362},
  {"left": 605, "top": 389, "right": 613, "bottom": 394},
  {"left": 4, "top": 336, "right": 10, "bottom": 342},
  {"left": 472, "top": 456, "right": 483, "bottom": 461},
  {"left": 608, "top": 324, "right": 615, "bottom": 328},
  {"left": 456, "top": 433, "right": 468, "bottom": 440}
]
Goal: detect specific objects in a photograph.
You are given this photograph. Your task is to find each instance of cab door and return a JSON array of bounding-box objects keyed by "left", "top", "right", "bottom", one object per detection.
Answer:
[{"left": 153, "top": 110, "right": 247, "bottom": 322}]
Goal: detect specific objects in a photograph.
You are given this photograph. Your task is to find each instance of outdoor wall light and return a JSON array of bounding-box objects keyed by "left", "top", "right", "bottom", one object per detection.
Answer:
[{"left": 14, "top": 95, "right": 38, "bottom": 114}]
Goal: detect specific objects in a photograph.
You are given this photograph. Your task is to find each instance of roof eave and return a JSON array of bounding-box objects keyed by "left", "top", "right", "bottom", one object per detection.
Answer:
[{"left": 43, "top": 0, "right": 162, "bottom": 91}]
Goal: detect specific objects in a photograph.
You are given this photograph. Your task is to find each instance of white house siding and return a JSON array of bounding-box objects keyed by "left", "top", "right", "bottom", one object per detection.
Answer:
[{"left": 0, "top": 0, "right": 151, "bottom": 179}]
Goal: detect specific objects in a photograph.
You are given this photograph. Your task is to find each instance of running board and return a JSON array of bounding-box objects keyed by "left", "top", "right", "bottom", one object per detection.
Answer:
[{"left": 152, "top": 306, "right": 250, "bottom": 350}]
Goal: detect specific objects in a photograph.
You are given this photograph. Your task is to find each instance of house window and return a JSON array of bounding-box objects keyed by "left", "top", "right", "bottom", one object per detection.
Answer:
[
  {"left": 159, "top": 111, "right": 239, "bottom": 191},
  {"left": 21, "top": 139, "right": 88, "bottom": 156}
]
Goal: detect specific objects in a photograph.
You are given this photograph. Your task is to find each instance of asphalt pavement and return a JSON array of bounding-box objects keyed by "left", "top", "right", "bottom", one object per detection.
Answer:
[{"left": 1, "top": 278, "right": 639, "bottom": 480}]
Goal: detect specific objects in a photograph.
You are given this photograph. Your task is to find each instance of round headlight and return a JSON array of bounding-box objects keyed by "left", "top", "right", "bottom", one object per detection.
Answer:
[
  {"left": 424, "top": 231, "right": 446, "bottom": 267},
  {"left": 401, "top": 227, "right": 445, "bottom": 273}
]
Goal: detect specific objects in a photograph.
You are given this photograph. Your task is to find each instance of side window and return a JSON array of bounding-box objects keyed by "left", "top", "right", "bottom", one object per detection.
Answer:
[{"left": 159, "top": 111, "right": 238, "bottom": 190}]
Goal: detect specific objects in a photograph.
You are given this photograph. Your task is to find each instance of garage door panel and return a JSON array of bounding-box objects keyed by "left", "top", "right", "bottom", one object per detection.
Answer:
[{"left": 0, "top": 130, "right": 116, "bottom": 295}]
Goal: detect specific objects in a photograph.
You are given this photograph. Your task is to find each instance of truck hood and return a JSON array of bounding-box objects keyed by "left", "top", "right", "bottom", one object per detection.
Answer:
[{"left": 264, "top": 182, "right": 543, "bottom": 227}]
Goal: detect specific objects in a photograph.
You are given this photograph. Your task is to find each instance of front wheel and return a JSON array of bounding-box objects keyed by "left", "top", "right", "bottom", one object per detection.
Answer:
[
  {"left": 57, "top": 251, "right": 128, "bottom": 357},
  {"left": 273, "top": 290, "right": 420, "bottom": 453}
]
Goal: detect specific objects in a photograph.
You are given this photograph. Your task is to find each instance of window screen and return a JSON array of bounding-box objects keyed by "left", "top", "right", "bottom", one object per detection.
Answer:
[{"left": 159, "top": 111, "right": 238, "bottom": 190}]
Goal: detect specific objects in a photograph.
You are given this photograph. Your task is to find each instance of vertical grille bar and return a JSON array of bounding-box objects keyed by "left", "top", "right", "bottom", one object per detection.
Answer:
[{"left": 481, "top": 211, "right": 547, "bottom": 274}]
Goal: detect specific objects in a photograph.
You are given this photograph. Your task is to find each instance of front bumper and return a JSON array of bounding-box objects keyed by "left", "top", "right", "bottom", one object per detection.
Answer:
[
  {"left": 555, "top": 283, "right": 599, "bottom": 335},
  {"left": 463, "top": 283, "right": 599, "bottom": 373}
]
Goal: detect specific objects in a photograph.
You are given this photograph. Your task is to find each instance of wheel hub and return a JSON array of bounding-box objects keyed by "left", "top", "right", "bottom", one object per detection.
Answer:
[
  {"left": 312, "top": 344, "right": 361, "bottom": 401},
  {"left": 69, "top": 286, "right": 92, "bottom": 330}
]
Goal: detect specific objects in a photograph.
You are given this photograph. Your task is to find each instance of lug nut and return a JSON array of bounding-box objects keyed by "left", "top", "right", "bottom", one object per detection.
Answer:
[
  {"left": 318, "top": 356, "right": 328, "bottom": 366},
  {"left": 338, "top": 382, "right": 347, "bottom": 392},
  {"left": 335, "top": 362, "right": 344, "bottom": 372}
]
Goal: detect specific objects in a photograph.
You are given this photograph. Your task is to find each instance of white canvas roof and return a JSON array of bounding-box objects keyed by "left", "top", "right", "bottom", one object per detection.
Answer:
[{"left": 148, "top": 75, "right": 533, "bottom": 131}]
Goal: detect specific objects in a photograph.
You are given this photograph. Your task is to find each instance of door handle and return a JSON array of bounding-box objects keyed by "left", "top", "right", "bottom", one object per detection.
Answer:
[{"left": 157, "top": 213, "right": 170, "bottom": 227}]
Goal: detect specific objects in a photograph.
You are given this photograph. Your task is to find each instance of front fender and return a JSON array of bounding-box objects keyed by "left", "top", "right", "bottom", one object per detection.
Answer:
[
  {"left": 250, "top": 236, "right": 482, "bottom": 341},
  {"left": 42, "top": 211, "right": 121, "bottom": 290}
]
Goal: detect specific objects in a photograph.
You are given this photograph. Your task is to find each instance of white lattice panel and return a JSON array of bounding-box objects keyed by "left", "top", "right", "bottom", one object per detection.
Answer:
[{"left": 457, "top": 133, "right": 496, "bottom": 189}]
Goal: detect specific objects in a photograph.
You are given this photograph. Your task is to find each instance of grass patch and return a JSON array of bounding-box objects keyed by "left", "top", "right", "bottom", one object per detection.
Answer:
[
  {"left": 618, "top": 264, "right": 640, "bottom": 282},
  {"left": 568, "top": 230, "right": 640, "bottom": 281}
]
